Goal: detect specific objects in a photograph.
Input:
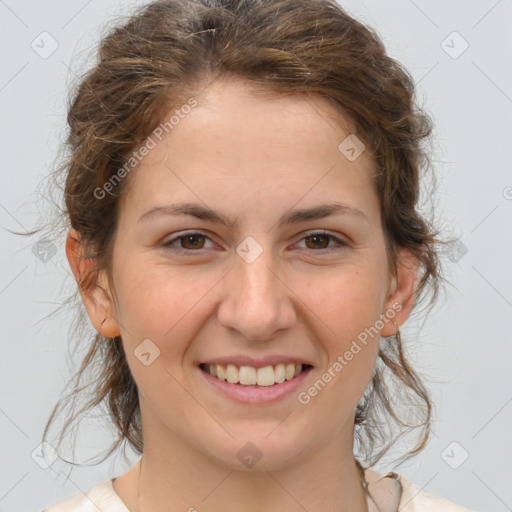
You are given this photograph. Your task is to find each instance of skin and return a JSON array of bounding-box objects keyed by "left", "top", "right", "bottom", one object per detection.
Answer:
[{"left": 66, "top": 78, "right": 419, "bottom": 512}]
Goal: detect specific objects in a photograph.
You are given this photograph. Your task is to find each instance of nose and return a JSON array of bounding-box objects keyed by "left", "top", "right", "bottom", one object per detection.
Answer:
[{"left": 217, "top": 245, "right": 297, "bottom": 341}]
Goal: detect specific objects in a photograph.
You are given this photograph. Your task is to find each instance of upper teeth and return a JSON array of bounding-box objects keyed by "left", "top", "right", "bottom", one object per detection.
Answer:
[{"left": 204, "top": 363, "right": 303, "bottom": 386}]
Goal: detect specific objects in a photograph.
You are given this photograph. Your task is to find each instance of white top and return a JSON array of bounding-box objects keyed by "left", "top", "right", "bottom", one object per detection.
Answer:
[{"left": 42, "top": 467, "right": 475, "bottom": 512}]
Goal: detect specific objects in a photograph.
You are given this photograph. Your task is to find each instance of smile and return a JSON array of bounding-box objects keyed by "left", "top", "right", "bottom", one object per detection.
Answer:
[{"left": 199, "top": 363, "right": 312, "bottom": 387}]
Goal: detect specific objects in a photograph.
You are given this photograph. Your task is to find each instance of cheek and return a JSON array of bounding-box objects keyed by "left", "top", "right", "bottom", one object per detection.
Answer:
[
  {"left": 295, "top": 271, "right": 383, "bottom": 417},
  {"left": 292, "top": 262, "right": 387, "bottom": 407},
  {"left": 113, "top": 262, "right": 212, "bottom": 400},
  {"left": 298, "top": 265, "right": 388, "bottom": 343},
  {"left": 113, "top": 257, "right": 220, "bottom": 347}
]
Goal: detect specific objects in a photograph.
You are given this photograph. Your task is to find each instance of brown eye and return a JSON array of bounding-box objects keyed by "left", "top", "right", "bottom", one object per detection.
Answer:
[
  {"left": 180, "top": 234, "right": 206, "bottom": 250},
  {"left": 296, "top": 231, "right": 349, "bottom": 253},
  {"left": 304, "top": 234, "right": 331, "bottom": 249},
  {"left": 163, "top": 232, "right": 214, "bottom": 253}
]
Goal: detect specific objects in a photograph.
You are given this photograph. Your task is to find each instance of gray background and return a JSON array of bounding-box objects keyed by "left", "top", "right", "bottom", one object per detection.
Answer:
[{"left": 1, "top": 0, "right": 511, "bottom": 511}]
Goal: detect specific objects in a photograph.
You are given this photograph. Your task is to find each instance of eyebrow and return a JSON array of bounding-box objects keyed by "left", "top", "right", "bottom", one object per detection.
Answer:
[{"left": 137, "top": 201, "right": 368, "bottom": 229}]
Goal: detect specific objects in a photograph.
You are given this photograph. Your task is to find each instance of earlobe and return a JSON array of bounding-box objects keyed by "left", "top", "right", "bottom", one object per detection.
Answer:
[
  {"left": 65, "top": 228, "right": 121, "bottom": 338},
  {"left": 380, "top": 247, "right": 420, "bottom": 338}
]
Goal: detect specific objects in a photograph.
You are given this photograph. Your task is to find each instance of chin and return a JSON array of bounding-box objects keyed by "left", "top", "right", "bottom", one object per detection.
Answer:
[{"left": 202, "top": 425, "right": 310, "bottom": 473}]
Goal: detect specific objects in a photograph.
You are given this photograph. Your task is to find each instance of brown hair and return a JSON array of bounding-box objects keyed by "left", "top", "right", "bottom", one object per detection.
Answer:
[{"left": 39, "top": 0, "right": 452, "bottom": 475}]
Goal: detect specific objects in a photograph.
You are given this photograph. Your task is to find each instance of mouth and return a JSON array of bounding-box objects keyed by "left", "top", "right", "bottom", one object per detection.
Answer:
[{"left": 198, "top": 362, "right": 313, "bottom": 387}]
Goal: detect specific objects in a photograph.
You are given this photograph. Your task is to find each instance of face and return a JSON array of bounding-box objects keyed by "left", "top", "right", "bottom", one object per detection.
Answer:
[{"left": 69, "top": 78, "right": 418, "bottom": 472}]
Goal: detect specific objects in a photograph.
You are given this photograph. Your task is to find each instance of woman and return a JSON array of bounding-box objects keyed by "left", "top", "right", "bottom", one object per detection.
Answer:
[{"left": 41, "top": 0, "right": 473, "bottom": 510}]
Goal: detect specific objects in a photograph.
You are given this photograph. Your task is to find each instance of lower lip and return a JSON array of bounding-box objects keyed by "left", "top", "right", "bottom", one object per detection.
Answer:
[{"left": 197, "top": 365, "right": 313, "bottom": 404}]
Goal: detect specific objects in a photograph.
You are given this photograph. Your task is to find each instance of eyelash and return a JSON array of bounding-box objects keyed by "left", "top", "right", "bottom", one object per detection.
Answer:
[{"left": 162, "top": 230, "right": 349, "bottom": 254}]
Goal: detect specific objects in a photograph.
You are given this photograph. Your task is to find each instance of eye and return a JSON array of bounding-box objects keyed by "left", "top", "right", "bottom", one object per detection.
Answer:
[
  {"left": 295, "top": 231, "right": 348, "bottom": 252},
  {"left": 162, "top": 230, "right": 349, "bottom": 254},
  {"left": 163, "top": 231, "right": 215, "bottom": 253}
]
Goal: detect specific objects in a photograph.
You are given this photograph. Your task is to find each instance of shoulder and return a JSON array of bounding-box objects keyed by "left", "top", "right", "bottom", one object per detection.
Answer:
[
  {"left": 42, "top": 479, "right": 130, "bottom": 512},
  {"left": 397, "top": 473, "right": 475, "bottom": 512},
  {"left": 364, "top": 468, "right": 475, "bottom": 512}
]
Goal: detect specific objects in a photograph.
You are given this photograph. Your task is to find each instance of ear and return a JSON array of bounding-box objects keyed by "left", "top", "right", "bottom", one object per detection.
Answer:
[
  {"left": 65, "top": 227, "right": 121, "bottom": 338},
  {"left": 380, "top": 247, "right": 420, "bottom": 338}
]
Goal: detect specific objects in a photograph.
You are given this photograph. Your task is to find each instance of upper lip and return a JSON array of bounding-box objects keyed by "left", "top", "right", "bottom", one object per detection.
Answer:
[{"left": 198, "top": 355, "right": 314, "bottom": 369}]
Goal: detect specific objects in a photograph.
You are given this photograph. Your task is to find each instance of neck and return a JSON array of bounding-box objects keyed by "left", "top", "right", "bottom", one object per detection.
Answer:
[
  {"left": 118, "top": 404, "right": 369, "bottom": 512},
  {"left": 136, "top": 455, "right": 368, "bottom": 512}
]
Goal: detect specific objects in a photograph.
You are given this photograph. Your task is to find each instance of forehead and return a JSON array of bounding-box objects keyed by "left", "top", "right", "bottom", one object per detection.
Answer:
[
  {"left": 185, "top": 78, "right": 358, "bottom": 148},
  {"left": 118, "top": 78, "right": 378, "bottom": 224}
]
